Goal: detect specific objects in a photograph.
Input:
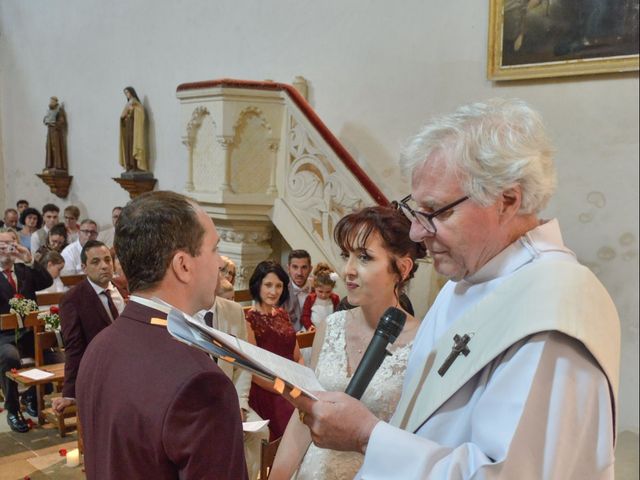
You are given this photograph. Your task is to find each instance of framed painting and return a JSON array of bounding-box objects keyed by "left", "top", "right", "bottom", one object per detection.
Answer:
[{"left": 488, "top": 0, "right": 639, "bottom": 80}]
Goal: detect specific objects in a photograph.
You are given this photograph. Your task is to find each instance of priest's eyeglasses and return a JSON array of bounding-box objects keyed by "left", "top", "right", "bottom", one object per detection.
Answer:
[{"left": 395, "top": 194, "right": 469, "bottom": 234}]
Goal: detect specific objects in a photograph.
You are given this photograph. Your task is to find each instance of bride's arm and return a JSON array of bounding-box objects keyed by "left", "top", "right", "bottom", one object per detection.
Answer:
[
  {"left": 271, "top": 320, "right": 329, "bottom": 478},
  {"left": 269, "top": 409, "right": 313, "bottom": 480}
]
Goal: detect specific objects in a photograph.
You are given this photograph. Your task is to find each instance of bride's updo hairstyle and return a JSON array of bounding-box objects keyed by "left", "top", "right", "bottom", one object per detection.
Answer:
[{"left": 333, "top": 206, "right": 427, "bottom": 298}]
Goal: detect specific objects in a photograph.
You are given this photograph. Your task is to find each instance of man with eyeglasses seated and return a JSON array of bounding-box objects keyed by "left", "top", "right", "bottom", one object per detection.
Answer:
[
  {"left": 60, "top": 219, "right": 99, "bottom": 275},
  {"left": 288, "top": 99, "right": 620, "bottom": 479}
]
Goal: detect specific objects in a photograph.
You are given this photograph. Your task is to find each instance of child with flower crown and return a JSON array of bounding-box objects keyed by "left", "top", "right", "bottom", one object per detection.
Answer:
[{"left": 300, "top": 262, "right": 340, "bottom": 331}]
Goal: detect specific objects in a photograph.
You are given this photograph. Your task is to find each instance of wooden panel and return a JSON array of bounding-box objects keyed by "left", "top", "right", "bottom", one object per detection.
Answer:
[
  {"left": 60, "top": 274, "right": 86, "bottom": 287},
  {"left": 35, "top": 331, "right": 62, "bottom": 366},
  {"left": 36, "top": 291, "right": 65, "bottom": 306},
  {"left": 0, "top": 311, "right": 42, "bottom": 330},
  {"left": 296, "top": 330, "right": 315, "bottom": 349},
  {"left": 234, "top": 289, "right": 253, "bottom": 302}
]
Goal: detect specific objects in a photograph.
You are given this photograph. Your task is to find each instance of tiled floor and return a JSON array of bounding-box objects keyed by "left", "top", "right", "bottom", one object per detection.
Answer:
[
  {"left": 0, "top": 407, "right": 637, "bottom": 479},
  {"left": 0, "top": 408, "right": 84, "bottom": 480}
]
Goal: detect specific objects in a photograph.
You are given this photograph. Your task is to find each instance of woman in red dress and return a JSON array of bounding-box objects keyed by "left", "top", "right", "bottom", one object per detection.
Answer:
[{"left": 245, "top": 260, "right": 304, "bottom": 440}]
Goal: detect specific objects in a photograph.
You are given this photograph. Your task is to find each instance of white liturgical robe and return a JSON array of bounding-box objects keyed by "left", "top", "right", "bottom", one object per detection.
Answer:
[{"left": 357, "top": 219, "right": 620, "bottom": 479}]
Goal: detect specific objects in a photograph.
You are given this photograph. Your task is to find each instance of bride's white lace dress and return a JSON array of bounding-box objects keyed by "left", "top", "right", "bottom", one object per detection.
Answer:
[{"left": 295, "top": 310, "right": 412, "bottom": 480}]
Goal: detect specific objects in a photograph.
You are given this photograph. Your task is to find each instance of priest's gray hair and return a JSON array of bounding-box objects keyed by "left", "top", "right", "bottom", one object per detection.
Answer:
[{"left": 400, "top": 98, "right": 557, "bottom": 214}]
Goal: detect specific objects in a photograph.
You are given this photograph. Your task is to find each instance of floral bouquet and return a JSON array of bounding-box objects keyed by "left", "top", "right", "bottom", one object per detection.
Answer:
[
  {"left": 8, "top": 294, "right": 39, "bottom": 343},
  {"left": 8, "top": 294, "right": 39, "bottom": 322},
  {"left": 39, "top": 305, "right": 61, "bottom": 332}
]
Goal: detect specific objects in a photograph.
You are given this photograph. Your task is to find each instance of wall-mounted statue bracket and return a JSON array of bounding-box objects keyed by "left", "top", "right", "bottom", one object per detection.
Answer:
[
  {"left": 112, "top": 171, "right": 157, "bottom": 199},
  {"left": 36, "top": 170, "right": 73, "bottom": 199}
]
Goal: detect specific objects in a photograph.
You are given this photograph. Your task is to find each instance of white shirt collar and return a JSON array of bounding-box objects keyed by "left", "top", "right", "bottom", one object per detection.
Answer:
[
  {"left": 291, "top": 279, "right": 311, "bottom": 295},
  {"left": 462, "top": 219, "right": 575, "bottom": 285},
  {"left": 87, "top": 278, "right": 116, "bottom": 296},
  {"left": 128, "top": 295, "right": 172, "bottom": 314}
]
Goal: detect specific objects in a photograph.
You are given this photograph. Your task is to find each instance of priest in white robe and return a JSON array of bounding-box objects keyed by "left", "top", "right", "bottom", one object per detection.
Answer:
[{"left": 287, "top": 98, "right": 620, "bottom": 480}]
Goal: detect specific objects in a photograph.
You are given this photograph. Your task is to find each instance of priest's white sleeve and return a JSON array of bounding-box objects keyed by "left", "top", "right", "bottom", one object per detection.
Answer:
[{"left": 356, "top": 332, "right": 615, "bottom": 479}]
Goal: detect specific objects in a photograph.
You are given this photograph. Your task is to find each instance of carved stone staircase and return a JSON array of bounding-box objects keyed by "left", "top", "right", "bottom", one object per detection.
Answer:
[{"left": 176, "top": 78, "right": 437, "bottom": 318}]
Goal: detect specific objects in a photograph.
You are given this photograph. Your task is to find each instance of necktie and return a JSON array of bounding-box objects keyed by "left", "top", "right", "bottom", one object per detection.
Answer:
[
  {"left": 3, "top": 269, "right": 17, "bottom": 294},
  {"left": 102, "top": 290, "right": 120, "bottom": 322}
]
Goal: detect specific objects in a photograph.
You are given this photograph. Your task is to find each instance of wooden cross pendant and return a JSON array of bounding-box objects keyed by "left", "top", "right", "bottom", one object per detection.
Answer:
[{"left": 437, "top": 333, "right": 471, "bottom": 377}]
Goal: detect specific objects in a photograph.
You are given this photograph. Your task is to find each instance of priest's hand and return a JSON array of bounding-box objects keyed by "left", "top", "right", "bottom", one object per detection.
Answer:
[{"left": 288, "top": 390, "right": 380, "bottom": 454}]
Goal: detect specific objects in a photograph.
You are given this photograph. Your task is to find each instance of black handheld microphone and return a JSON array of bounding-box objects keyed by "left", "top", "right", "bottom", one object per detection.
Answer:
[{"left": 345, "top": 307, "right": 407, "bottom": 400}]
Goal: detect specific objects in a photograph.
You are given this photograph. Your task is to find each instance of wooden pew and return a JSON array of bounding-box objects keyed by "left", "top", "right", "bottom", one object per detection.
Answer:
[
  {"left": 36, "top": 291, "right": 65, "bottom": 307},
  {"left": 60, "top": 274, "right": 86, "bottom": 287},
  {"left": 0, "top": 311, "right": 43, "bottom": 330}
]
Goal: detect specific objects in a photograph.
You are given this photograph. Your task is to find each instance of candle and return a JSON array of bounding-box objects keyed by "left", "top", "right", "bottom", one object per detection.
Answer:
[{"left": 66, "top": 448, "right": 80, "bottom": 467}]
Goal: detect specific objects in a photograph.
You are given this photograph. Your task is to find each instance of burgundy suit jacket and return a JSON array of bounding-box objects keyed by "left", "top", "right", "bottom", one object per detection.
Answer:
[
  {"left": 76, "top": 301, "right": 247, "bottom": 480},
  {"left": 59, "top": 279, "right": 113, "bottom": 398}
]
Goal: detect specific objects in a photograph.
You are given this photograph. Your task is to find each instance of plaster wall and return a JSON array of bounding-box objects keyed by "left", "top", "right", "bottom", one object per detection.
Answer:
[{"left": 0, "top": 0, "right": 637, "bottom": 439}]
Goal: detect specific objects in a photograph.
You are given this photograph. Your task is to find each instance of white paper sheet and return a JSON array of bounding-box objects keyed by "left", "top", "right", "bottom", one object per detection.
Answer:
[
  {"left": 243, "top": 419, "right": 270, "bottom": 432},
  {"left": 167, "top": 308, "right": 324, "bottom": 399},
  {"left": 18, "top": 368, "right": 55, "bottom": 380}
]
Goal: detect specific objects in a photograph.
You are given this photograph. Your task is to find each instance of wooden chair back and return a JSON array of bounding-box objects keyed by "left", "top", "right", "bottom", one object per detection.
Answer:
[
  {"left": 34, "top": 330, "right": 61, "bottom": 367},
  {"left": 60, "top": 274, "right": 86, "bottom": 287},
  {"left": 36, "top": 291, "right": 65, "bottom": 307},
  {"left": 0, "top": 311, "right": 42, "bottom": 330},
  {"left": 234, "top": 289, "right": 253, "bottom": 303},
  {"left": 296, "top": 330, "right": 315, "bottom": 349},
  {"left": 260, "top": 436, "right": 281, "bottom": 479}
]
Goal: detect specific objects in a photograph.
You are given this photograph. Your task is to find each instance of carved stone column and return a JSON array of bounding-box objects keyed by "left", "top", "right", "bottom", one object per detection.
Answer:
[
  {"left": 267, "top": 140, "right": 279, "bottom": 195},
  {"left": 216, "top": 221, "right": 274, "bottom": 290},
  {"left": 218, "top": 136, "right": 234, "bottom": 192}
]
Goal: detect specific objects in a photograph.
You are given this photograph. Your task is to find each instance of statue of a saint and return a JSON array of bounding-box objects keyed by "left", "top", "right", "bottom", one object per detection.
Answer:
[
  {"left": 43, "top": 96, "right": 68, "bottom": 172},
  {"left": 119, "top": 86, "right": 148, "bottom": 172}
]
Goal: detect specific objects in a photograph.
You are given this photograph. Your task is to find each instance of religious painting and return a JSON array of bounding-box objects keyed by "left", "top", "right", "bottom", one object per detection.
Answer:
[{"left": 488, "top": 0, "right": 639, "bottom": 80}]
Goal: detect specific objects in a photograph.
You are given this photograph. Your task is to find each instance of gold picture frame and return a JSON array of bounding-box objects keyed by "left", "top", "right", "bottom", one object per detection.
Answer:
[{"left": 488, "top": 0, "right": 639, "bottom": 81}]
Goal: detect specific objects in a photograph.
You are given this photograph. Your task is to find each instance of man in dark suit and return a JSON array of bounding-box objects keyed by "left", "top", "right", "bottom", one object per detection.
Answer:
[
  {"left": 77, "top": 191, "right": 247, "bottom": 479},
  {"left": 0, "top": 228, "right": 52, "bottom": 432},
  {"left": 52, "top": 240, "right": 125, "bottom": 414}
]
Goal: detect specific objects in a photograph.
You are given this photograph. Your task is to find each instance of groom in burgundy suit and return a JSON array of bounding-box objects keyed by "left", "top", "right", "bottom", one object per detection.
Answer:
[{"left": 77, "top": 191, "right": 247, "bottom": 479}]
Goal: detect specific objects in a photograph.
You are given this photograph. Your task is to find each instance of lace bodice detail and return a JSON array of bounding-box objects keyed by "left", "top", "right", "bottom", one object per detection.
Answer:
[{"left": 295, "top": 310, "right": 412, "bottom": 480}]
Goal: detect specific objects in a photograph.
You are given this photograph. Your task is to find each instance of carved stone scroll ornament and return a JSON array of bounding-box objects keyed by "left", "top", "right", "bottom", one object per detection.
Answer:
[
  {"left": 286, "top": 119, "right": 363, "bottom": 262},
  {"left": 217, "top": 227, "right": 272, "bottom": 245}
]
